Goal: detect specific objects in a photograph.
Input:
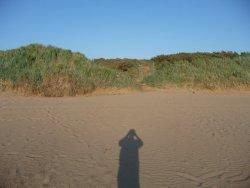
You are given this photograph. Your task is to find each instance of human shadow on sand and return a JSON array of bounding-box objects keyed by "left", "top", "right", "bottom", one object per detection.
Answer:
[{"left": 117, "top": 129, "right": 143, "bottom": 188}]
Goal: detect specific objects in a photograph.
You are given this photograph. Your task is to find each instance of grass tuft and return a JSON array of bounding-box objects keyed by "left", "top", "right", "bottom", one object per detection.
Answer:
[{"left": 0, "top": 44, "right": 249, "bottom": 96}]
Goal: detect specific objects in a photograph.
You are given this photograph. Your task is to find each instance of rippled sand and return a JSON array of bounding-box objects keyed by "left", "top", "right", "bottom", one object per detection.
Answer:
[{"left": 0, "top": 91, "right": 250, "bottom": 187}]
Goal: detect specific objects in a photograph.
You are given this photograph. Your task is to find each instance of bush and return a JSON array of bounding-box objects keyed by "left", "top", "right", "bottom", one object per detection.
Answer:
[
  {"left": 0, "top": 44, "right": 133, "bottom": 96},
  {"left": 144, "top": 54, "right": 250, "bottom": 88},
  {"left": 0, "top": 44, "right": 249, "bottom": 96},
  {"left": 151, "top": 52, "right": 239, "bottom": 63}
]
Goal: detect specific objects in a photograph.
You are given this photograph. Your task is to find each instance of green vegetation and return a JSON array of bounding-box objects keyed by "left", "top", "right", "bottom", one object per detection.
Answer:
[
  {"left": 151, "top": 52, "right": 239, "bottom": 63},
  {"left": 94, "top": 58, "right": 153, "bottom": 81},
  {"left": 144, "top": 52, "right": 250, "bottom": 89},
  {"left": 0, "top": 44, "right": 133, "bottom": 96},
  {"left": 0, "top": 44, "right": 249, "bottom": 96}
]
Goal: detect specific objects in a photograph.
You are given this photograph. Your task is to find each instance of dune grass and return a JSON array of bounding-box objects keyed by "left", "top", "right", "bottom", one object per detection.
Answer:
[
  {"left": 0, "top": 44, "right": 249, "bottom": 96},
  {"left": 143, "top": 54, "right": 250, "bottom": 89},
  {"left": 0, "top": 44, "right": 134, "bottom": 96}
]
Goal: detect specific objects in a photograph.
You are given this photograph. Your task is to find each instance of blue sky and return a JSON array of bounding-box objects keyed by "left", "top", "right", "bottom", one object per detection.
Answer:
[{"left": 0, "top": 0, "right": 249, "bottom": 59}]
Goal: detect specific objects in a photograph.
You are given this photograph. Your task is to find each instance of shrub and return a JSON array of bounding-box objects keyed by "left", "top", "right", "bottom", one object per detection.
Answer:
[
  {"left": 0, "top": 44, "right": 133, "bottom": 96},
  {"left": 144, "top": 54, "right": 250, "bottom": 88},
  {"left": 0, "top": 44, "right": 249, "bottom": 96}
]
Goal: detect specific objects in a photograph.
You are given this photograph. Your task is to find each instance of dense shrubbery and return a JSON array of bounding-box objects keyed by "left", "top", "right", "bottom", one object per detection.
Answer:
[
  {"left": 144, "top": 53, "right": 250, "bottom": 89},
  {"left": 0, "top": 44, "right": 249, "bottom": 96},
  {"left": 94, "top": 58, "right": 153, "bottom": 81},
  {"left": 0, "top": 44, "right": 133, "bottom": 96},
  {"left": 151, "top": 52, "right": 239, "bottom": 63}
]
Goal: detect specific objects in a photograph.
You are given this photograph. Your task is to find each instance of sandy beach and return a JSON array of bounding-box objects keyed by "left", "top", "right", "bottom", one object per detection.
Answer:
[{"left": 0, "top": 91, "right": 250, "bottom": 187}]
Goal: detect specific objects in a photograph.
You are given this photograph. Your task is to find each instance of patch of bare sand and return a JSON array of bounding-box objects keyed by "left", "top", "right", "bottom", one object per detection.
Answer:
[
  {"left": 85, "top": 87, "right": 138, "bottom": 96},
  {"left": 0, "top": 91, "right": 250, "bottom": 187},
  {"left": 86, "top": 85, "right": 250, "bottom": 97}
]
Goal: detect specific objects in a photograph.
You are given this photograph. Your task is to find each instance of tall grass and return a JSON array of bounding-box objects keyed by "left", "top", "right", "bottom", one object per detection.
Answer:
[
  {"left": 94, "top": 58, "right": 154, "bottom": 81},
  {"left": 143, "top": 55, "right": 250, "bottom": 89},
  {"left": 0, "top": 44, "right": 133, "bottom": 96},
  {"left": 0, "top": 44, "right": 249, "bottom": 96}
]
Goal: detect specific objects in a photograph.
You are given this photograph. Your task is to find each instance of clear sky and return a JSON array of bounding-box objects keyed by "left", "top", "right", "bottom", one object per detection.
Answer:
[{"left": 0, "top": 0, "right": 250, "bottom": 59}]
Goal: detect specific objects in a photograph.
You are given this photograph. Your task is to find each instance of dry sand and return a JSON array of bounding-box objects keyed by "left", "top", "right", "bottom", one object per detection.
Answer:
[{"left": 0, "top": 91, "right": 250, "bottom": 187}]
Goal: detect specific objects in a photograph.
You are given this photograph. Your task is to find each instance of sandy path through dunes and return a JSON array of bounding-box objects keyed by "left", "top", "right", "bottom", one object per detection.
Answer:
[{"left": 0, "top": 91, "right": 250, "bottom": 187}]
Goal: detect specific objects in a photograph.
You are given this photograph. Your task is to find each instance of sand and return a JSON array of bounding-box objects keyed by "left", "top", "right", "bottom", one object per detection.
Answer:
[{"left": 0, "top": 91, "right": 250, "bottom": 187}]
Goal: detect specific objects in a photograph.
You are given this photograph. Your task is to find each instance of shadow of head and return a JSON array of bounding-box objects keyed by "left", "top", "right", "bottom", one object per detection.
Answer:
[{"left": 118, "top": 129, "right": 143, "bottom": 188}]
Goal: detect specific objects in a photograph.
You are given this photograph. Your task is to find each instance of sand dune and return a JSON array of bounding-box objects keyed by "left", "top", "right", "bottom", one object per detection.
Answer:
[{"left": 0, "top": 91, "right": 250, "bottom": 187}]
